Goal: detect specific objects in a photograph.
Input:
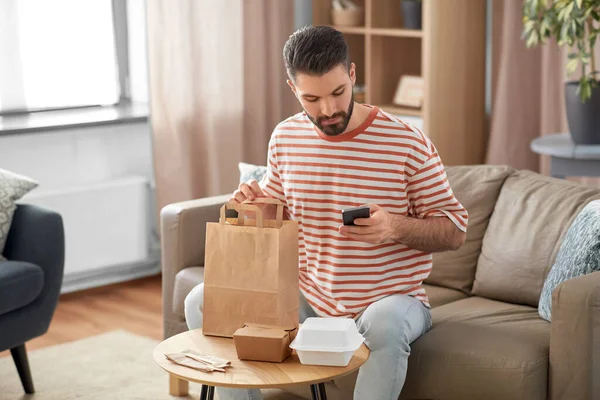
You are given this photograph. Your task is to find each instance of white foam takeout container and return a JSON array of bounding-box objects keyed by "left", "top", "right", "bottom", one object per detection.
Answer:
[{"left": 289, "top": 317, "right": 365, "bottom": 367}]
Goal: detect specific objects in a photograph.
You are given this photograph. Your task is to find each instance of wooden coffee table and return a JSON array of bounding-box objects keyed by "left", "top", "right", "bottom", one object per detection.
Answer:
[{"left": 153, "top": 329, "right": 369, "bottom": 400}]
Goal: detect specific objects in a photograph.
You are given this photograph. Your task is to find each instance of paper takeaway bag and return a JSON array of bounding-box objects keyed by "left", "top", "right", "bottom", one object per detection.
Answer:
[{"left": 202, "top": 198, "right": 299, "bottom": 338}]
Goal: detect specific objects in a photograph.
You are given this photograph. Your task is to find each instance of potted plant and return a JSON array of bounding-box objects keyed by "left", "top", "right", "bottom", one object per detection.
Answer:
[
  {"left": 523, "top": 0, "right": 600, "bottom": 144},
  {"left": 401, "top": 0, "right": 422, "bottom": 30}
]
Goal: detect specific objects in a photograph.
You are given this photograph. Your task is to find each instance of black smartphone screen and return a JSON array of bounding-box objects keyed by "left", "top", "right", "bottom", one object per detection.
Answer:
[{"left": 342, "top": 206, "right": 371, "bottom": 226}]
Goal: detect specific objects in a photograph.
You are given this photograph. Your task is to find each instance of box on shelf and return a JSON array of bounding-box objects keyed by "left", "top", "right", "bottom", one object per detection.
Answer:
[
  {"left": 332, "top": 7, "right": 363, "bottom": 27},
  {"left": 331, "top": 0, "right": 363, "bottom": 26}
]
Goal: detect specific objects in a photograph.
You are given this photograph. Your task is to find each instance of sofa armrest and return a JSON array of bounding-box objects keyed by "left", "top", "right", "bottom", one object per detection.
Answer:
[
  {"left": 549, "top": 270, "right": 600, "bottom": 400},
  {"left": 160, "top": 194, "right": 230, "bottom": 338},
  {"left": 2, "top": 204, "right": 65, "bottom": 339}
]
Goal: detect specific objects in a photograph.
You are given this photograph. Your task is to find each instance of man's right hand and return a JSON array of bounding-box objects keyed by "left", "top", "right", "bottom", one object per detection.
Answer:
[
  {"left": 229, "top": 179, "right": 285, "bottom": 219},
  {"left": 229, "top": 179, "right": 264, "bottom": 204},
  {"left": 229, "top": 179, "right": 277, "bottom": 219}
]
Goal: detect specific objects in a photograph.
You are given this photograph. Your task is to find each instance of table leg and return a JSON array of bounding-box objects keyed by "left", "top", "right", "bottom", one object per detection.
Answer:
[
  {"left": 318, "top": 383, "right": 328, "bottom": 400},
  {"left": 169, "top": 374, "right": 188, "bottom": 396},
  {"left": 199, "top": 385, "right": 215, "bottom": 400},
  {"left": 310, "top": 384, "right": 319, "bottom": 400}
]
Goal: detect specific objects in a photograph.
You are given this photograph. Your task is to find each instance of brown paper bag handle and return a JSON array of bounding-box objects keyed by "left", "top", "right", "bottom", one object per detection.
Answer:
[
  {"left": 242, "top": 198, "right": 284, "bottom": 206},
  {"left": 219, "top": 199, "right": 285, "bottom": 228},
  {"left": 243, "top": 198, "right": 284, "bottom": 227},
  {"left": 219, "top": 202, "right": 264, "bottom": 228}
]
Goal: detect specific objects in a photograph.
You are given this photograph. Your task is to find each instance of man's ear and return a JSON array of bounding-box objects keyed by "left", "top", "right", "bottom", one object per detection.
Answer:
[
  {"left": 349, "top": 63, "right": 356, "bottom": 86},
  {"left": 286, "top": 79, "right": 298, "bottom": 98}
]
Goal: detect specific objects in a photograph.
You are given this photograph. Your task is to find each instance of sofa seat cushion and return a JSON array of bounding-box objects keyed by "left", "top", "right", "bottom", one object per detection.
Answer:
[
  {"left": 172, "top": 266, "right": 204, "bottom": 319},
  {"left": 0, "top": 261, "right": 44, "bottom": 315},
  {"left": 427, "top": 165, "right": 514, "bottom": 294},
  {"left": 422, "top": 283, "right": 468, "bottom": 308},
  {"left": 401, "top": 297, "right": 550, "bottom": 400}
]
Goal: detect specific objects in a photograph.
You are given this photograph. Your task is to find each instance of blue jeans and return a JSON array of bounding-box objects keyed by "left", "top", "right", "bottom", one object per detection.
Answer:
[{"left": 184, "top": 284, "right": 432, "bottom": 400}]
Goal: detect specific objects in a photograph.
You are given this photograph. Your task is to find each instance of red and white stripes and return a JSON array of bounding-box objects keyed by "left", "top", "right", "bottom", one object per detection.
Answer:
[{"left": 260, "top": 106, "right": 468, "bottom": 317}]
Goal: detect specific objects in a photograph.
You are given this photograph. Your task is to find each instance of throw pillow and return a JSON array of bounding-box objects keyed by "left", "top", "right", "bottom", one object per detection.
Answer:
[
  {"left": 238, "top": 162, "right": 267, "bottom": 185},
  {"left": 538, "top": 200, "right": 600, "bottom": 321},
  {"left": 0, "top": 168, "right": 38, "bottom": 260}
]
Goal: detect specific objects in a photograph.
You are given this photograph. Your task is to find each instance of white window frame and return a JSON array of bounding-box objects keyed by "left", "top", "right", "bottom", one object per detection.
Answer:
[{"left": 0, "top": 0, "right": 132, "bottom": 116}]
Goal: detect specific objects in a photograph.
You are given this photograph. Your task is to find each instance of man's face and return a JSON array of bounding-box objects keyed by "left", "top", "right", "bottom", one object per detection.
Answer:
[{"left": 288, "top": 63, "right": 356, "bottom": 136}]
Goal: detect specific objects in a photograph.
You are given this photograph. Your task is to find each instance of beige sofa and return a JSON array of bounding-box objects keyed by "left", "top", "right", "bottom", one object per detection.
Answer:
[{"left": 160, "top": 165, "right": 600, "bottom": 400}]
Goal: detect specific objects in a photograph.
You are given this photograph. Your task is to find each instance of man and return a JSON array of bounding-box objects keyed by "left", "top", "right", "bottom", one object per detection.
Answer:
[{"left": 185, "top": 25, "right": 467, "bottom": 400}]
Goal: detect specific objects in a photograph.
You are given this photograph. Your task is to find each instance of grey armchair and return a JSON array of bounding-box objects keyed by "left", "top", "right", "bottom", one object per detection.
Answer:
[{"left": 0, "top": 204, "right": 65, "bottom": 394}]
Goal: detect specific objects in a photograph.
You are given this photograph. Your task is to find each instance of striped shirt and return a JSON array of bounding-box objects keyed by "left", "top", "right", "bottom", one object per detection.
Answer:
[{"left": 259, "top": 105, "right": 468, "bottom": 318}]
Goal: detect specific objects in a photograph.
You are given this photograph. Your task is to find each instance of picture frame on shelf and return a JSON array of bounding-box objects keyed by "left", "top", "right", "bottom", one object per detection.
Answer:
[{"left": 393, "top": 75, "right": 424, "bottom": 108}]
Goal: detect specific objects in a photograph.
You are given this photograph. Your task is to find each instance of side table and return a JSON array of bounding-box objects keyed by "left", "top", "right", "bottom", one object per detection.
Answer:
[
  {"left": 153, "top": 328, "right": 370, "bottom": 400},
  {"left": 530, "top": 133, "right": 600, "bottom": 179}
]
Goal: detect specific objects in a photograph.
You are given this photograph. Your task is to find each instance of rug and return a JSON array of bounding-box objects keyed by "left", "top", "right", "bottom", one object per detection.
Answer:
[
  {"left": 0, "top": 330, "right": 197, "bottom": 399},
  {"left": 0, "top": 331, "right": 306, "bottom": 400}
]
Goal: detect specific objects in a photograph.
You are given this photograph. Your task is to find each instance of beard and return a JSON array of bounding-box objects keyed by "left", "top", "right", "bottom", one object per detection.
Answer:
[{"left": 306, "top": 93, "right": 355, "bottom": 136}]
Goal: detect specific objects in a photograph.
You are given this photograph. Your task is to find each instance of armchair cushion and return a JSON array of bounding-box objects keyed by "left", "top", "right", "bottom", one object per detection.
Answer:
[
  {"left": 0, "top": 168, "right": 38, "bottom": 260},
  {"left": 0, "top": 261, "right": 43, "bottom": 315}
]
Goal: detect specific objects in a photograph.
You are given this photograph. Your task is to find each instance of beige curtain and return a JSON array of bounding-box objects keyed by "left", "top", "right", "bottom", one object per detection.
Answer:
[
  {"left": 146, "top": 0, "right": 299, "bottom": 212},
  {"left": 487, "top": 0, "right": 599, "bottom": 185},
  {"left": 487, "top": 0, "right": 567, "bottom": 172}
]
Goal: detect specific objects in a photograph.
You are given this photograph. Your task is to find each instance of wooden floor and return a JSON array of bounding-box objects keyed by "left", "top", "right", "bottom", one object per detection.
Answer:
[{"left": 0, "top": 275, "right": 162, "bottom": 359}]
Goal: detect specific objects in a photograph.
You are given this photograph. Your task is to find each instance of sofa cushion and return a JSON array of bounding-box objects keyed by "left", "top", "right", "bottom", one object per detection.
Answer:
[
  {"left": 0, "top": 168, "right": 38, "bottom": 260},
  {"left": 472, "top": 170, "right": 600, "bottom": 307},
  {"left": 422, "top": 283, "right": 468, "bottom": 308},
  {"left": 0, "top": 261, "right": 44, "bottom": 315},
  {"left": 172, "top": 266, "right": 204, "bottom": 319},
  {"left": 401, "top": 297, "right": 549, "bottom": 400},
  {"left": 427, "top": 165, "right": 514, "bottom": 294},
  {"left": 538, "top": 200, "right": 600, "bottom": 321},
  {"left": 239, "top": 162, "right": 267, "bottom": 184}
]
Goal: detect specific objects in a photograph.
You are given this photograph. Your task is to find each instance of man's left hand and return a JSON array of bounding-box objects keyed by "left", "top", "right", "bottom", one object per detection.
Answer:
[{"left": 339, "top": 204, "right": 401, "bottom": 244}]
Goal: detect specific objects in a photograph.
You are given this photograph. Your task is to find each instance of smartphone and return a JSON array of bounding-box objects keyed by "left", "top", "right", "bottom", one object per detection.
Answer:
[{"left": 342, "top": 206, "right": 371, "bottom": 226}]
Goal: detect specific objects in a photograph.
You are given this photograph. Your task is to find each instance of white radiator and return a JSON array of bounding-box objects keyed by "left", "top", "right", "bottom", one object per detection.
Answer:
[{"left": 20, "top": 175, "right": 155, "bottom": 291}]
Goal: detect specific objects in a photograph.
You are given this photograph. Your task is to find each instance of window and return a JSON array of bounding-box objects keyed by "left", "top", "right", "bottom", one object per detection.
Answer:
[{"left": 0, "top": 0, "right": 123, "bottom": 113}]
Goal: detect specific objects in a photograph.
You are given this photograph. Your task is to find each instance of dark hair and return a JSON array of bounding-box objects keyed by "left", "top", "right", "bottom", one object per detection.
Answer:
[{"left": 283, "top": 25, "right": 349, "bottom": 81}]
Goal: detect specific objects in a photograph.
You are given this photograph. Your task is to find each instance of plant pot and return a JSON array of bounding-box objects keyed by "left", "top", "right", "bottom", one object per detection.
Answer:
[
  {"left": 401, "top": 0, "right": 422, "bottom": 30},
  {"left": 565, "top": 81, "right": 600, "bottom": 145}
]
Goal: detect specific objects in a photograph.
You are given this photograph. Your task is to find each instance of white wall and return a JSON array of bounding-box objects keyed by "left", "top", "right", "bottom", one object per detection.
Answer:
[
  {"left": 0, "top": 123, "right": 153, "bottom": 189},
  {"left": 0, "top": 121, "right": 159, "bottom": 292}
]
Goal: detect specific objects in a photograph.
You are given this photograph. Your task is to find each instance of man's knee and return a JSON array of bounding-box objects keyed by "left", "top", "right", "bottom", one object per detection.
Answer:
[
  {"left": 184, "top": 283, "right": 205, "bottom": 330},
  {"left": 357, "top": 295, "right": 428, "bottom": 351}
]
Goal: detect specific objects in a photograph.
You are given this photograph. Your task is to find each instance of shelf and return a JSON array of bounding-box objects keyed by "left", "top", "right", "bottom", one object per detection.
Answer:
[
  {"left": 313, "top": 0, "right": 488, "bottom": 166},
  {"left": 332, "top": 26, "right": 423, "bottom": 38},
  {"left": 378, "top": 104, "right": 423, "bottom": 117},
  {"left": 370, "top": 28, "right": 423, "bottom": 38},
  {"left": 332, "top": 25, "right": 367, "bottom": 35}
]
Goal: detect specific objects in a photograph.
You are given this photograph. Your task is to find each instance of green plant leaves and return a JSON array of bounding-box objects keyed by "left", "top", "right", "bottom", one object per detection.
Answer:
[
  {"left": 579, "top": 77, "right": 592, "bottom": 102},
  {"left": 522, "top": 0, "right": 600, "bottom": 103},
  {"left": 567, "top": 57, "right": 580, "bottom": 74}
]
